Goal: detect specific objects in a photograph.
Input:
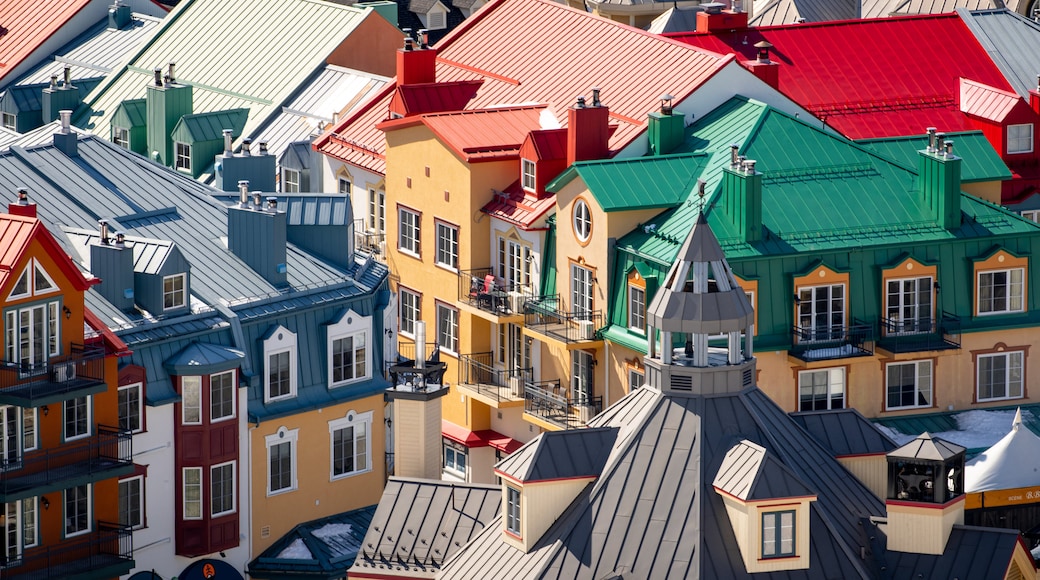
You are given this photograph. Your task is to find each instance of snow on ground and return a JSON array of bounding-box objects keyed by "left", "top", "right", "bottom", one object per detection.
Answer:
[
  {"left": 876, "top": 409, "right": 1028, "bottom": 450},
  {"left": 277, "top": 538, "right": 313, "bottom": 559}
]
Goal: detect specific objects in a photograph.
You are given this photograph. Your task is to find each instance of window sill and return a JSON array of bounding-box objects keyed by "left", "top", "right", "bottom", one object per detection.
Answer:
[
  {"left": 435, "top": 263, "right": 459, "bottom": 274},
  {"left": 64, "top": 529, "right": 93, "bottom": 539},
  {"left": 211, "top": 415, "right": 237, "bottom": 424},
  {"left": 398, "top": 249, "right": 421, "bottom": 261},
  {"left": 212, "top": 510, "right": 237, "bottom": 519},
  {"left": 329, "top": 376, "right": 372, "bottom": 389},
  {"left": 331, "top": 467, "right": 372, "bottom": 482},
  {"left": 264, "top": 393, "right": 297, "bottom": 405},
  {"left": 758, "top": 554, "right": 799, "bottom": 562},
  {"left": 267, "top": 487, "right": 297, "bottom": 498},
  {"left": 977, "top": 396, "right": 1024, "bottom": 404}
]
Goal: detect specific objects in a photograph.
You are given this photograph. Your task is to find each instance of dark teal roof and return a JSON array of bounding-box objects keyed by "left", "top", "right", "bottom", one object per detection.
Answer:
[
  {"left": 113, "top": 98, "right": 147, "bottom": 128},
  {"left": 171, "top": 108, "right": 249, "bottom": 143},
  {"left": 546, "top": 153, "right": 710, "bottom": 212},
  {"left": 248, "top": 505, "right": 375, "bottom": 579},
  {"left": 856, "top": 131, "right": 1012, "bottom": 183},
  {"left": 873, "top": 403, "right": 1040, "bottom": 458},
  {"left": 2, "top": 84, "right": 44, "bottom": 112},
  {"left": 164, "top": 341, "right": 246, "bottom": 375}
]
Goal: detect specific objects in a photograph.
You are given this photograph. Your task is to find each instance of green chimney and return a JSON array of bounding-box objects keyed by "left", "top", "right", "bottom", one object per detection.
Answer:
[
  {"left": 648, "top": 95, "right": 684, "bottom": 156},
  {"left": 721, "top": 153, "right": 762, "bottom": 243},
  {"left": 146, "top": 64, "right": 193, "bottom": 167},
  {"left": 918, "top": 129, "right": 962, "bottom": 230},
  {"left": 42, "top": 67, "right": 80, "bottom": 123}
]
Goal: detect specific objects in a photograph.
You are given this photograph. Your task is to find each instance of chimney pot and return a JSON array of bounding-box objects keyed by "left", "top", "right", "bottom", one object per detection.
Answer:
[
  {"left": 99, "top": 219, "right": 109, "bottom": 244},
  {"left": 241, "top": 139, "right": 251, "bottom": 156},
  {"left": 417, "top": 29, "right": 428, "bottom": 48},
  {"left": 252, "top": 191, "right": 262, "bottom": 208},
  {"left": 926, "top": 127, "right": 937, "bottom": 152},
  {"left": 114, "top": 232, "right": 125, "bottom": 246},
  {"left": 575, "top": 96, "right": 586, "bottom": 109},
  {"left": 744, "top": 159, "right": 756, "bottom": 174},
  {"left": 63, "top": 66, "right": 71, "bottom": 87},
  {"left": 59, "top": 110, "right": 72, "bottom": 134},
  {"left": 49, "top": 75, "right": 57, "bottom": 89},
  {"left": 659, "top": 93, "right": 674, "bottom": 115},
  {"left": 934, "top": 132, "right": 946, "bottom": 156},
  {"left": 17, "top": 188, "right": 28, "bottom": 205},
  {"left": 258, "top": 141, "right": 268, "bottom": 156},
  {"left": 403, "top": 36, "right": 414, "bottom": 51},
  {"left": 223, "top": 129, "right": 233, "bottom": 155},
  {"left": 730, "top": 144, "right": 740, "bottom": 168},
  {"left": 591, "top": 87, "right": 601, "bottom": 107},
  {"left": 153, "top": 68, "right": 163, "bottom": 86},
  {"left": 754, "top": 40, "right": 773, "bottom": 63},
  {"left": 945, "top": 140, "right": 954, "bottom": 157},
  {"left": 238, "top": 180, "right": 250, "bottom": 206},
  {"left": 167, "top": 62, "right": 176, "bottom": 84},
  {"left": 266, "top": 196, "right": 278, "bottom": 212}
]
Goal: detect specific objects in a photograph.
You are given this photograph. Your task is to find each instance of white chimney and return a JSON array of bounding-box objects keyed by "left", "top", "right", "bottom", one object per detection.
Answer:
[
  {"left": 59, "top": 110, "right": 71, "bottom": 134},
  {"left": 415, "top": 320, "right": 426, "bottom": 370}
]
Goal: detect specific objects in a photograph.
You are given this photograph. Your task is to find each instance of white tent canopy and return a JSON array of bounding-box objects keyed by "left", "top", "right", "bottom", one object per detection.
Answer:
[{"left": 965, "top": 408, "right": 1040, "bottom": 492}]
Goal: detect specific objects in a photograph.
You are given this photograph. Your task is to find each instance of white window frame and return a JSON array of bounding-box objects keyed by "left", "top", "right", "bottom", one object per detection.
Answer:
[
  {"left": 628, "top": 368, "right": 645, "bottom": 390},
  {"left": 977, "top": 351, "right": 1024, "bottom": 402},
  {"left": 368, "top": 189, "right": 385, "bottom": 234},
  {"left": 1008, "top": 123, "right": 1034, "bottom": 154},
  {"left": 571, "top": 350, "right": 593, "bottom": 403},
  {"left": 886, "top": 360, "right": 933, "bottom": 410},
  {"left": 2, "top": 113, "right": 15, "bottom": 131},
  {"left": 443, "top": 440, "right": 468, "bottom": 478},
  {"left": 118, "top": 383, "right": 143, "bottom": 434},
  {"left": 498, "top": 236, "right": 532, "bottom": 291},
  {"left": 521, "top": 159, "right": 536, "bottom": 191},
  {"left": 181, "top": 375, "right": 202, "bottom": 425},
  {"left": 182, "top": 467, "right": 202, "bottom": 520},
  {"left": 22, "top": 407, "right": 36, "bottom": 452},
  {"left": 327, "top": 309, "right": 372, "bottom": 387},
  {"left": 162, "top": 273, "right": 187, "bottom": 311},
  {"left": 573, "top": 199, "right": 591, "bottom": 243},
  {"left": 175, "top": 141, "right": 191, "bottom": 172},
  {"left": 265, "top": 427, "right": 298, "bottom": 496},
  {"left": 209, "top": 370, "right": 236, "bottom": 423},
  {"left": 22, "top": 497, "right": 37, "bottom": 549},
  {"left": 8, "top": 259, "right": 59, "bottom": 301},
  {"left": 119, "top": 475, "right": 144, "bottom": 530},
  {"left": 797, "top": 283, "right": 845, "bottom": 342},
  {"left": 798, "top": 368, "right": 845, "bottom": 412},
  {"left": 571, "top": 264, "right": 593, "bottom": 319},
  {"left": 210, "top": 460, "right": 237, "bottom": 517},
  {"left": 329, "top": 410, "right": 372, "bottom": 480},
  {"left": 436, "top": 302, "right": 459, "bottom": 355},
  {"left": 399, "top": 288, "right": 420, "bottom": 338},
  {"left": 63, "top": 483, "right": 92, "bottom": 538},
  {"left": 338, "top": 177, "right": 352, "bottom": 195},
  {"left": 886, "top": 276, "right": 933, "bottom": 335},
  {"left": 435, "top": 221, "right": 459, "bottom": 271},
  {"left": 263, "top": 326, "right": 297, "bottom": 403},
  {"left": 1021, "top": 209, "right": 1040, "bottom": 223},
  {"left": 399, "top": 207, "right": 420, "bottom": 256},
  {"left": 112, "top": 127, "right": 130, "bottom": 150},
  {"left": 282, "top": 168, "right": 300, "bottom": 193},
  {"left": 977, "top": 268, "right": 1025, "bottom": 315},
  {"left": 506, "top": 486, "right": 521, "bottom": 535},
  {"left": 628, "top": 284, "right": 645, "bottom": 332},
  {"left": 63, "top": 395, "right": 91, "bottom": 442}
]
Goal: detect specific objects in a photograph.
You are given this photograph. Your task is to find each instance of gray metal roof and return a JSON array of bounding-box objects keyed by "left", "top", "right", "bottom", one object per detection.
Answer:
[
  {"left": 792, "top": 408, "right": 898, "bottom": 457},
  {"left": 869, "top": 521, "right": 1022, "bottom": 580},
  {"left": 495, "top": 427, "right": 618, "bottom": 483},
  {"left": 64, "top": 227, "right": 180, "bottom": 275},
  {"left": 713, "top": 439, "right": 816, "bottom": 501},
  {"left": 349, "top": 478, "right": 500, "bottom": 577},
  {"left": 282, "top": 195, "right": 353, "bottom": 226},
  {"left": 889, "top": 432, "right": 966, "bottom": 462},
  {"left": 750, "top": 0, "right": 859, "bottom": 25},
  {"left": 959, "top": 8, "right": 1040, "bottom": 100},
  {"left": 647, "top": 7, "right": 705, "bottom": 35}
]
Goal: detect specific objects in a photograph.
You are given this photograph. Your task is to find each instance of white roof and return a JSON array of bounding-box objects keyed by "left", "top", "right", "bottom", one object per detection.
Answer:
[{"left": 965, "top": 408, "right": 1040, "bottom": 492}]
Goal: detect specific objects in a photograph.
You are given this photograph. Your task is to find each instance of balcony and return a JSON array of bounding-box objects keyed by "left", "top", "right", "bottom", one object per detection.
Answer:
[
  {"left": 789, "top": 321, "right": 875, "bottom": 362},
  {"left": 2, "top": 521, "right": 133, "bottom": 580},
  {"left": 457, "top": 268, "right": 529, "bottom": 323},
  {"left": 523, "top": 295, "right": 603, "bottom": 348},
  {"left": 0, "top": 426, "right": 133, "bottom": 502},
  {"left": 457, "top": 353, "right": 528, "bottom": 408},
  {"left": 353, "top": 219, "right": 385, "bottom": 258},
  {"left": 523, "top": 380, "right": 603, "bottom": 430},
  {"left": 877, "top": 313, "right": 961, "bottom": 354},
  {"left": 0, "top": 345, "right": 107, "bottom": 407}
]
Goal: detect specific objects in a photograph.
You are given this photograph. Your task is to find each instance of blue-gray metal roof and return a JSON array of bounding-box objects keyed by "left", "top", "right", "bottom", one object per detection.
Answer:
[
  {"left": 163, "top": 341, "right": 245, "bottom": 375},
  {"left": 64, "top": 227, "right": 179, "bottom": 275},
  {"left": 792, "top": 409, "right": 898, "bottom": 457},
  {"left": 959, "top": 8, "right": 1040, "bottom": 100},
  {"left": 248, "top": 505, "right": 377, "bottom": 578}
]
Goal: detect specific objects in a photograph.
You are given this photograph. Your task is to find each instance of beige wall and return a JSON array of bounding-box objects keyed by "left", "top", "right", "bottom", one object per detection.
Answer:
[
  {"left": 885, "top": 498, "right": 964, "bottom": 555},
  {"left": 718, "top": 491, "right": 815, "bottom": 573},
  {"left": 961, "top": 180, "right": 1003, "bottom": 204},
  {"left": 838, "top": 455, "right": 888, "bottom": 500},
  {"left": 502, "top": 477, "right": 591, "bottom": 552},
  {"left": 250, "top": 395, "right": 385, "bottom": 555},
  {"left": 394, "top": 397, "right": 442, "bottom": 479}
]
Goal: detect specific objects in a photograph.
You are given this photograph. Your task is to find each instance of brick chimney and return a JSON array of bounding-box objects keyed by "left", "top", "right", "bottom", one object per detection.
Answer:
[
  {"left": 747, "top": 41, "right": 779, "bottom": 90},
  {"left": 696, "top": 2, "right": 748, "bottom": 33},
  {"left": 8, "top": 188, "right": 36, "bottom": 218},
  {"left": 396, "top": 35, "right": 436, "bottom": 86},
  {"left": 567, "top": 88, "right": 610, "bottom": 166}
]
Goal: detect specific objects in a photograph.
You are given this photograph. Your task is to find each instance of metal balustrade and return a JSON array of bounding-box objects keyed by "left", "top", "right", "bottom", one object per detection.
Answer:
[
  {"left": 523, "top": 380, "right": 603, "bottom": 430},
  {"left": 0, "top": 344, "right": 106, "bottom": 407}
]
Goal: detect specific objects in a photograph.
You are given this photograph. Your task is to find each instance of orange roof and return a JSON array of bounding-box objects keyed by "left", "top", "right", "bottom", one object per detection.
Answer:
[
  {"left": 0, "top": 0, "right": 97, "bottom": 84},
  {"left": 0, "top": 212, "right": 94, "bottom": 294},
  {"left": 379, "top": 105, "right": 546, "bottom": 162},
  {"left": 960, "top": 78, "right": 1024, "bottom": 123},
  {"left": 482, "top": 180, "right": 555, "bottom": 228},
  {"left": 316, "top": 0, "right": 731, "bottom": 173},
  {"left": 390, "top": 80, "right": 483, "bottom": 117}
]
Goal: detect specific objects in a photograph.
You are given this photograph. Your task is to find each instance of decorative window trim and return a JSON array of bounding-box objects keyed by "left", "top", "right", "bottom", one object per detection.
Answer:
[
  {"left": 327, "top": 309, "right": 372, "bottom": 387},
  {"left": 793, "top": 265, "right": 849, "bottom": 344},
  {"left": 368, "top": 188, "right": 386, "bottom": 234},
  {"left": 210, "top": 460, "right": 237, "bottom": 517},
  {"left": 182, "top": 467, "right": 203, "bottom": 520},
  {"left": 627, "top": 268, "right": 646, "bottom": 333},
  {"left": 884, "top": 360, "right": 933, "bottom": 411},
  {"left": 265, "top": 427, "right": 299, "bottom": 496},
  {"left": 974, "top": 344, "right": 1027, "bottom": 402},
  {"left": 329, "top": 410, "right": 373, "bottom": 480},
  {"left": 118, "top": 382, "right": 144, "bottom": 434},
  {"left": 8, "top": 258, "right": 59, "bottom": 301},
  {"left": 973, "top": 250, "right": 1027, "bottom": 316},
  {"left": 572, "top": 197, "right": 593, "bottom": 246},
  {"left": 263, "top": 326, "right": 297, "bottom": 403},
  {"left": 162, "top": 273, "right": 187, "bottom": 311}
]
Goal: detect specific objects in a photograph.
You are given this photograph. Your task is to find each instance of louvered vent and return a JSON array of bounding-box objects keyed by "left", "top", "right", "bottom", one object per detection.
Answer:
[
  {"left": 743, "top": 368, "right": 753, "bottom": 388},
  {"left": 671, "top": 375, "right": 693, "bottom": 391}
]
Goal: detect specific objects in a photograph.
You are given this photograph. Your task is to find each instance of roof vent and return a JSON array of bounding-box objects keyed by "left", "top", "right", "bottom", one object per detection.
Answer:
[
  {"left": 575, "top": 96, "right": 586, "bottom": 109},
  {"left": 49, "top": 75, "right": 57, "bottom": 90},
  {"left": 266, "top": 196, "right": 278, "bottom": 212},
  {"left": 223, "top": 129, "right": 233, "bottom": 155},
  {"left": 167, "top": 62, "right": 176, "bottom": 85},
  {"left": 926, "top": 127, "right": 937, "bottom": 152},
  {"left": 252, "top": 191, "right": 262, "bottom": 209},
  {"left": 703, "top": 2, "right": 724, "bottom": 14},
  {"left": 591, "top": 87, "right": 601, "bottom": 107},
  {"left": 258, "top": 141, "right": 268, "bottom": 156},
  {"left": 659, "top": 93, "right": 674, "bottom": 115},
  {"left": 114, "top": 231, "right": 126, "bottom": 246},
  {"left": 944, "top": 140, "right": 954, "bottom": 158},
  {"left": 754, "top": 40, "right": 773, "bottom": 64},
  {"left": 730, "top": 144, "right": 739, "bottom": 169},
  {"left": 17, "top": 189, "right": 28, "bottom": 206},
  {"left": 99, "top": 219, "right": 110, "bottom": 245},
  {"left": 63, "top": 66, "right": 72, "bottom": 88},
  {"left": 238, "top": 180, "right": 250, "bottom": 207},
  {"left": 417, "top": 28, "right": 429, "bottom": 48},
  {"left": 153, "top": 68, "right": 163, "bottom": 86},
  {"left": 241, "top": 139, "right": 252, "bottom": 157}
]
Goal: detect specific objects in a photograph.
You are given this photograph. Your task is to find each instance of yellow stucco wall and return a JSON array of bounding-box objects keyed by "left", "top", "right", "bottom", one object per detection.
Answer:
[
  {"left": 249, "top": 394, "right": 385, "bottom": 555},
  {"left": 960, "top": 180, "right": 1002, "bottom": 204}
]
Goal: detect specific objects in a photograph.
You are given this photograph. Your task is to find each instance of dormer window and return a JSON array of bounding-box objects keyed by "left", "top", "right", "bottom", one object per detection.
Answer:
[
  {"left": 163, "top": 273, "right": 186, "bottom": 310},
  {"left": 573, "top": 199, "right": 592, "bottom": 243},
  {"left": 2, "top": 113, "right": 14, "bottom": 131},
  {"left": 506, "top": 485, "right": 521, "bottom": 536},
  {"left": 761, "top": 510, "right": 795, "bottom": 559},
  {"left": 282, "top": 168, "right": 300, "bottom": 193},
  {"left": 426, "top": 7, "right": 447, "bottom": 30},
  {"left": 175, "top": 142, "right": 191, "bottom": 172},
  {"left": 521, "top": 159, "right": 536, "bottom": 192},
  {"left": 1008, "top": 124, "right": 1033, "bottom": 154},
  {"left": 113, "top": 127, "right": 131, "bottom": 150},
  {"left": 263, "top": 326, "right": 297, "bottom": 402}
]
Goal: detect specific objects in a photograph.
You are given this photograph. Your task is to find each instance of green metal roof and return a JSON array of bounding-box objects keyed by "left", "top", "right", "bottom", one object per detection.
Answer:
[
  {"left": 113, "top": 98, "right": 146, "bottom": 128},
  {"left": 873, "top": 403, "right": 1040, "bottom": 458},
  {"left": 856, "top": 131, "right": 1012, "bottom": 183},
  {"left": 546, "top": 153, "right": 710, "bottom": 212},
  {"left": 171, "top": 108, "right": 248, "bottom": 143}
]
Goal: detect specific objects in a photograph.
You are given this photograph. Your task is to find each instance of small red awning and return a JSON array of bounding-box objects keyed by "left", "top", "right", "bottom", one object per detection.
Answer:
[{"left": 442, "top": 420, "right": 523, "bottom": 454}]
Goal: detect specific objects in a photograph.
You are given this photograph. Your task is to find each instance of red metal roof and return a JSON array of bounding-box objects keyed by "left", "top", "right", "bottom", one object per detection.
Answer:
[
  {"left": 0, "top": 0, "right": 96, "bottom": 84},
  {"left": 389, "top": 80, "right": 483, "bottom": 117},
  {"left": 527, "top": 128, "right": 568, "bottom": 161},
  {"left": 668, "top": 14, "right": 1015, "bottom": 139},
  {"left": 0, "top": 212, "right": 94, "bottom": 296},
  {"left": 316, "top": 0, "right": 731, "bottom": 172},
  {"left": 442, "top": 420, "right": 523, "bottom": 453},
  {"left": 960, "top": 78, "right": 1023, "bottom": 123},
  {"left": 379, "top": 105, "right": 547, "bottom": 162},
  {"left": 481, "top": 180, "right": 556, "bottom": 228}
]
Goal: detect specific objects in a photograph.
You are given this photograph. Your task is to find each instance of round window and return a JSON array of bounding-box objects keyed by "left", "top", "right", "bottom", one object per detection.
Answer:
[{"left": 573, "top": 199, "right": 592, "bottom": 243}]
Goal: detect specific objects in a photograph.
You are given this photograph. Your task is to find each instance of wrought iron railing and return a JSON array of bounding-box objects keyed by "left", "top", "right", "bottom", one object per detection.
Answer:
[
  {"left": 524, "top": 295, "right": 602, "bottom": 344},
  {"left": 0, "top": 426, "right": 132, "bottom": 499},
  {"left": 790, "top": 320, "right": 874, "bottom": 361},
  {"left": 1, "top": 521, "right": 132, "bottom": 579},
  {"left": 878, "top": 312, "right": 961, "bottom": 352},
  {"left": 353, "top": 218, "right": 385, "bottom": 257},
  {"left": 458, "top": 352, "right": 529, "bottom": 402},
  {"left": 458, "top": 268, "right": 534, "bottom": 316},
  {"left": 0, "top": 344, "right": 106, "bottom": 404},
  {"left": 523, "top": 380, "right": 603, "bottom": 429}
]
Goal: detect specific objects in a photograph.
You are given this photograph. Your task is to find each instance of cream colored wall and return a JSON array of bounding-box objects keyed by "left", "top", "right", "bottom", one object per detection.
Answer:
[
  {"left": 961, "top": 180, "right": 1003, "bottom": 204},
  {"left": 609, "top": 343, "right": 642, "bottom": 402},
  {"left": 250, "top": 395, "right": 385, "bottom": 555},
  {"left": 468, "top": 446, "right": 498, "bottom": 485},
  {"left": 838, "top": 455, "right": 888, "bottom": 500},
  {"left": 717, "top": 491, "right": 815, "bottom": 573},
  {"left": 393, "top": 397, "right": 442, "bottom": 479},
  {"left": 504, "top": 478, "right": 591, "bottom": 552},
  {"left": 885, "top": 498, "right": 964, "bottom": 555},
  {"left": 491, "top": 405, "right": 540, "bottom": 444},
  {"left": 720, "top": 494, "right": 750, "bottom": 561}
]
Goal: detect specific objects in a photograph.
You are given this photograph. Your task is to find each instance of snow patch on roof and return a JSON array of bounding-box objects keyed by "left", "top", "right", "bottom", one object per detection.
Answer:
[
  {"left": 876, "top": 409, "right": 1025, "bottom": 450},
  {"left": 277, "top": 538, "right": 313, "bottom": 559}
]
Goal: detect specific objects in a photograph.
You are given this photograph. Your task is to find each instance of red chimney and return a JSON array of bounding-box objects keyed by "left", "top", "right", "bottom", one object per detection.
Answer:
[
  {"left": 567, "top": 89, "right": 610, "bottom": 166},
  {"left": 696, "top": 3, "right": 748, "bottom": 33},
  {"left": 748, "top": 41, "right": 778, "bottom": 89},
  {"left": 8, "top": 188, "right": 36, "bottom": 218},
  {"left": 396, "top": 37, "right": 437, "bottom": 86}
]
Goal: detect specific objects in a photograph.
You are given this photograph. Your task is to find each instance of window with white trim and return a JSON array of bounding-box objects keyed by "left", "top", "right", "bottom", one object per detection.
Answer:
[
  {"left": 211, "top": 461, "right": 236, "bottom": 517},
  {"left": 628, "top": 284, "right": 645, "bottom": 332},
  {"left": 886, "top": 360, "right": 932, "bottom": 410},
  {"left": 436, "top": 303, "right": 458, "bottom": 354},
  {"left": 282, "top": 168, "right": 300, "bottom": 193},
  {"left": 2, "top": 113, "right": 15, "bottom": 131},
  {"left": 329, "top": 411, "right": 371, "bottom": 479},
  {"left": 175, "top": 142, "right": 191, "bottom": 172},
  {"left": 443, "top": 439, "right": 468, "bottom": 477},
  {"left": 113, "top": 127, "right": 130, "bottom": 150},
  {"left": 522, "top": 159, "right": 536, "bottom": 191},
  {"left": 181, "top": 376, "right": 201, "bottom": 425},
  {"left": 886, "top": 276, "right": 932, "bottom": 334},
  {"left": 799, "top": 368, "right": 845, "bottom": 411},
  {"left": 498, "top": 236, "right": 532, "bottom": 290},
  {"left": 761, "top": 510, "right": 795, "bottom": 559},
  {"left": 399, "top": 207, "right": 420, "bottom": 256},
  {"left": 571, "top": 350, "right": 593, "bottom": 403},
  {"left": 163, "top": 273, "right": 186, "bottom": 310},
  {"left": 399, "top": 288, "right": 420, "bottom": 337},
  {"left": 338, "top": 177, "right": 351, "bottom": 195},
  {"left": 978, "top": 268, "right": 1024, "bottom": 314},
  {"left": 573, "top": 199, "right": 591, "bottom": 242},
  {"left": 22, "top": 407, "right": 36, "bottom": 452},
  {"left": 436, "top": 221, "right": 459, "bottom": 270},
  {"left": 22, "top": 497, "right": 37, "bottom": 549},
  {"left": 210, "top": 370, "right": 235, "bottom": 422},
  {"left": 119, "top": 476, "right": 144, "bottom": 529},
  {"left": 266, "top": 427, "right": 298, "bottom": 495},
  {"left": 327, "top": 310, "right": 371, "bottom": 387},
  {"left": 1022, "top": 210, "right": 1040, "bottom": 223},
  {"left": 797, "top": 284, "right": 845, "bottom": 342},
  {"left": 183, "top": 467, "right": 202, "bottom": 519},
  {"left": 628, "top": 369, "right": 645, "bottom": 390},
  {"left": 978, "top": 351, "right": 1024, "bottom": 402},
  {"left": 64, "top": 484, "right": 91, "bottom": 537},
  {"left": 64, "top": 395, "right": 91, "bottom": 441},
  {"left": 7, "top": 259, "right": 58, "bottom": 301},
  {"left": 118, "top": 383, "right": 142, "bottom": 433},
  {"left": 264, "top": 326, "right": 297, "bottom": 402},
  {"left": 506, "top": 486, "right": 521, "bottom": 535},
  {"left": 1008, "top": 123, "right": 1034, "bottom": 154},
  {"left": 368, "top": 189, "right": 385, "bottom": 235}
]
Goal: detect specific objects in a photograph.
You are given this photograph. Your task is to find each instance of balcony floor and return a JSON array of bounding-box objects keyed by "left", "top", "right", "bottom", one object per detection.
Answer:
[
  {"left": 457, "top": 381, "right": 524, "bottom": 408},
  {"left": 1, "top": 457, "right": 133, "bottom": 502},
  {"left": 0, "top": 376, "right": 107, "bottom": 407}
]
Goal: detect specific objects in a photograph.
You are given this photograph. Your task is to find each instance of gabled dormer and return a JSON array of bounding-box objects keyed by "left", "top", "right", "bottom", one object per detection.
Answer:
[
  {"left": 411, "top": 0, "right": 450, "bottom": 31},
  {"left": 493, "top": 427, "right": 617, "bottom": 552},
  {"left": 111, "top": 98, "right": 147, "bottom": 154},
  {"left": 170, "top": 108, "right": 249, "bottom": 178},
  {"left": 146, "top": 62, "right": 193, "bottom": 168},
  {"left": 713, "top": 440, "right": 818, "bottom": 572},
  {"left": 518, "top": 129, "right": 566, "bottom": 200}
]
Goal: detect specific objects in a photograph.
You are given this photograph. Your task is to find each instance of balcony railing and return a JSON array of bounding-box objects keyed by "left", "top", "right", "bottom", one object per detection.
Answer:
[
  {"left": 353, "top": 218, "right": 385, "bottom": 257},
  {"left": 524, "top": 380, "right": 603, "bottom": 430},
  {"left": 0, "top": 344, "right": 106, "bottom": 407},
  {"left": 386, "top": 343, "right": 447, "bottom": 398},
  {"left": 457, "top": 352, "right": 529, "bottom": 404},
  {"left": 877, "top": 312, "right": 961, "bottom": 353},
  {"left": 524, "top": 295, "right": 603, "bottom": 344},
  {"left": 458, "top": 268, "right": 533, "bottom": 317},
  {"left": 0, "top": 426, "right": 132, "bottom": 501},
  {"left": 2, "top": 521, "right": 133, "bottom": 580},
  {"left": 789, "top": 320, "right": 874, "bottom": 362}
]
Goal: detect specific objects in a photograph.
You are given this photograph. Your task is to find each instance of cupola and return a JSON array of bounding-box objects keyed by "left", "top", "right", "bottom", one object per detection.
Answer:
[{"left": 885, "top": 432, "right": 965, "bottom": 554}]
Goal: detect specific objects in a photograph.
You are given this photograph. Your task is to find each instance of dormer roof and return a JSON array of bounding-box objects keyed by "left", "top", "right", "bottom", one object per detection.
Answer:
[
  {"left": 495, "top": 427, "right": 618, "bottom": 483},
  {"left": 378, "top": 105, "right": 547, "bottom": 162},
  {"left": 389, "top": 80, "right": 482, "bottom": 117},
  {"left": 713, "top": 439, "right": 816, "bottom": 501},
  {"left": 959, "top": 77, "right": 1025, "bottom": 123},
  {"left": 889, "top": 432, "right": 966, "bottom": 463}
]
